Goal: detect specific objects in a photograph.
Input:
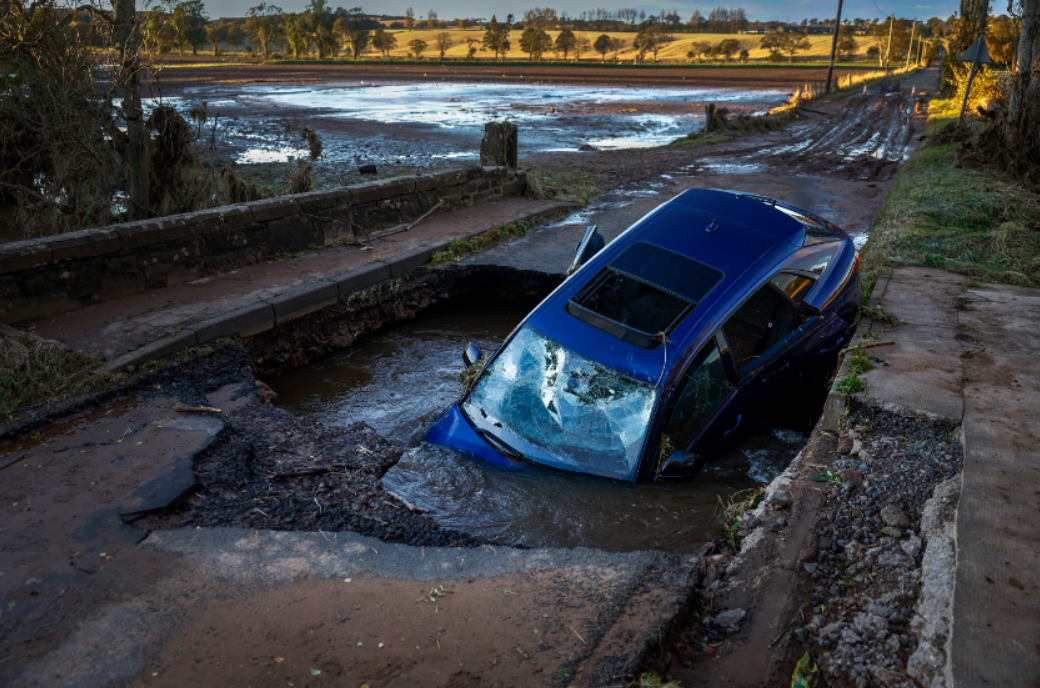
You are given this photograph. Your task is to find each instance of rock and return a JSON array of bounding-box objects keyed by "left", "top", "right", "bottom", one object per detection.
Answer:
[
  {"left": 714, "top": 608, "right": 746, "bottom": 629},
  {"left": 766, "top": 490, "right": 792, "bottom": 509},
  {"left": 881, "top": 526, "right": 904, "bottom": 538},
  {"left": 743, "top": 514, "right": 761, "bottom": 530},
  {"left": 880, "top": 505, "right": 911, "bottom": 529},
  {"left": 804, "top": 562, "right": 818, "bottom": 574},
  {"left": 578, "top": 143, "right": 599, "bottom": 151},
  {"left": 901, "top": 535, "right": 923, "bottom": 559}
]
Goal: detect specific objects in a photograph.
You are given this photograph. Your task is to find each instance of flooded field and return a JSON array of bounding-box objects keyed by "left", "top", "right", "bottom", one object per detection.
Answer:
[
  {"left": 270, "top": 298, "right": 806, "bottom": 553},
  {"left": 154, "top": 81, "right": 788, "bottom": 169}
]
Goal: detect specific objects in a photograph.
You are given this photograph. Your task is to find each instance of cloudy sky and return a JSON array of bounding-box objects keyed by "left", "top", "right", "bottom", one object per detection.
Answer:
[{"left": 202, "top": 0, "right": 962, "bottom": 21}]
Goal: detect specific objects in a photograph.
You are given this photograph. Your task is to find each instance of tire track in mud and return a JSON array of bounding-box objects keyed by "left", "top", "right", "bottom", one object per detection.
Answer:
[{"left": 697, "top": 94, "right": 928, "bottom": 182}]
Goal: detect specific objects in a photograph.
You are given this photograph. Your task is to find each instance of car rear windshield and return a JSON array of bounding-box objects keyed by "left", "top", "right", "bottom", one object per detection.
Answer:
[{"left": 566, "top": 242, "right": 724, "bottom": 349}]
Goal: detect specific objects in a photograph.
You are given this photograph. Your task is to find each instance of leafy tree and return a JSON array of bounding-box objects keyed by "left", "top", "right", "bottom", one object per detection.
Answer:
[
  {"left": 435, "top": 31, "right": 453, "bottom": 58},
  {"left": 225, "top": 23, "right": 247, "bottom": 52},
  {"left": 554, "top": 28, "right": 576, "bottom": 60},
  {"left": 633, "top": 26, "right": 670, "bottom": 62},
  {"left": 520, "top": 26, "right": 551, "bottom": 60},
  {"left": 408, "top": 37, "right": 427, "bottom": 59},
  {"left": 610, "top": 36, "right": 627, "bottom": 59},
  {"left": 282, "top": 12, "right": 311, "bottom": 58},
  {"left": 206, "top": 22, "right": 227, "bottom": 55},
  {"left": 523, "top": 7, "right": 558, "bottom": 30},
  {"left": 308, "top": 0, "right": 337, "bottom": 59},
  {"left": 245, "top": 4, "right": 284, "bottom": 58},
  {"left": 760, "top": 28, "right": 785, "bottom": 61},
  {"left": 372, "top": 29, "right": 397, "bottom": 58},
  {"left": 781, "top": 30, "right": 812, "bottom": 62},
  {"left": 142, "top": 4, "right": 177, "bottom": 54},
  {"left": 170, "top": 0, "right": 209, "bottom": 56},
  {"left": 716, "top": 37, "right": 742, "bottom": 61},
  {"left": 335, "top": 8, "right": 377, "bottom": 59},
  {"left": 837, "top": 24, "right": 859, "bottom": 61},
  {"left": 574, "top": 33, "right": 591, "bottom": 60},
  {"left": 426, "top": 9, "right": 438, "bottom": 29},
  {"left": 986, "top": 14, "right": 1020, "bottom": 67},
  {"left": 482, "top": 16, "right": 511, "bottom": 60},
  {"left": 404, "top": 7, "right": 415, "bottom": 30},
  {"left": 738, "top": 47, "right": 749, "bottom": 62},
  {"left": 687, "top": 40, "right": 711, "bottom": 61},
  {"left": 594, "top": 33, "right": 611, "bottom": 61}
]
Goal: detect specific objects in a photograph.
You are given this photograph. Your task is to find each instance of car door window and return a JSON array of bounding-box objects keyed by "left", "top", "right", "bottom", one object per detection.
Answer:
[
  {"left": 665, "top": 341, "right": 734, "bottom": 450},
  {"left": 721, "top": 281, "right": 803, "bottom": 375},
  {"left": 768, "top": 272, "right": 816, "bottom": 304}
]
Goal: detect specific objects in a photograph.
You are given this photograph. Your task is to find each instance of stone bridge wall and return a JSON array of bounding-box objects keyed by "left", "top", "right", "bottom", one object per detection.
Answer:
[{"left": 0, "top": 167, "right": 525, "bottom": 323}]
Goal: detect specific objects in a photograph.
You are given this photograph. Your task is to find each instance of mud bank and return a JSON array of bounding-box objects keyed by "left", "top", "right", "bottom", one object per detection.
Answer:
[{"left": 642, "top": 400, "right": 964, "bottom": 688}]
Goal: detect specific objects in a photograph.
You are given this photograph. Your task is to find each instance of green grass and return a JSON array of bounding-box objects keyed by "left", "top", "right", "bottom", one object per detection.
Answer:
[
  {"left": 0, "top": 333, "right": 120, "bottom": 421},
  {"left": 835, "top": 374, "right": 867, "bottom": 396},
  {"left": 860, "top": 98, "right": 1040, "bottom": 289},
  {"left": 429, "top": 219, "right": 533, "bottom": 266},
  {"left": 525, "top": 169, "right": 601, "bottom": 206},
  {"left": 847, "top": 351, "right": 875, "bottom": 375}
]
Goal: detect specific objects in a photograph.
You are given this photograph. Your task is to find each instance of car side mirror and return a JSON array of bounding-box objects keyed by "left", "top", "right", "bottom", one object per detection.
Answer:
[
  {"left": 659, "top": 451, "right": 703, "bottom": 479},
  {"left": 462, "top": 342, "right": 482, "bottom": 369},
  {"left": 569, "top": 225, "right": 605, "bottom": 274}
]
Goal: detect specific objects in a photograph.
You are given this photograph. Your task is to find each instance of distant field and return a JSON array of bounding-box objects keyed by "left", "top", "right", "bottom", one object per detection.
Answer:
[
  {"left": 197, "top": 29, "right": 880, "bottom": 65},
  {"left": 375, "top": 29, "right": 848, "bottom": 63}
]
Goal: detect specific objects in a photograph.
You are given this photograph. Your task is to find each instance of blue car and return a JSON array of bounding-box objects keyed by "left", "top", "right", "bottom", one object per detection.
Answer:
[{"left": 427, "top": 189, "right": 861, "bottom": 482}]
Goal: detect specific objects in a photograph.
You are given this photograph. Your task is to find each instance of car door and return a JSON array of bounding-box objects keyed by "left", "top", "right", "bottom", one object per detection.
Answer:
[
  {"left": 717, "top": 272, "right": 831, "bottom": 430},
  {"left": 659, "top": 334, "right": 743, "bottom": 462}
]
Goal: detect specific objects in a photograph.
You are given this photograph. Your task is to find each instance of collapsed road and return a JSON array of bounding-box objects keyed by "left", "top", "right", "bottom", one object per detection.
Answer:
[{"left": 5, "top": 68, "right": 1021, "bottom": 688}]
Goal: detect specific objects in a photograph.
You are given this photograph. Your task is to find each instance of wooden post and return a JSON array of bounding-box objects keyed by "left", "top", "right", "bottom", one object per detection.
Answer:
[
  {"left": 824, "top": 0, "right": 845, "bottom": 95},
  {"left": 705, "top": 103, "right": 716, "bottom": 133},
  {"left": 905, "top": 19, "right": 917, "bottom": 71}
]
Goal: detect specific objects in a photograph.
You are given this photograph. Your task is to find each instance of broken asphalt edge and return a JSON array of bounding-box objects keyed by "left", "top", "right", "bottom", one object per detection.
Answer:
[{"left": 96, "top": 202, "right": 575, "bottom": 374}]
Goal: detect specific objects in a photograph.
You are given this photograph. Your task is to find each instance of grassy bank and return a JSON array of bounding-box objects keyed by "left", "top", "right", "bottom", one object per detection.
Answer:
[{"left": 860, "top": 98, "right": 1040, "bottom": 294}]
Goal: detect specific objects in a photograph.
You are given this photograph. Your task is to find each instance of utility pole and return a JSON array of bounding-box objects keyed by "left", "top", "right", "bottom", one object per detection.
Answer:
[
  {"left": 824, "top": 0, "right": 845, "bottom": 95},
  {"left": 114, "top": 0, "right": 150, "bottom": 219},
  {"left": 905, "top": 19, "right": 917, "bottom": 70},
  {"left": 884, "top": 14, "right": 894, "bottom": 73}
]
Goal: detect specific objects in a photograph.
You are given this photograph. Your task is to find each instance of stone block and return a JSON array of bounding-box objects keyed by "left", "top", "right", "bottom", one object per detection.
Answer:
[
  {"left": 116, "top": 219, "right": 167, "bottom": 250},
  {"left": 192, "top": 302, "right": 276, "bottom": 343},
  {"left": 99, "top": 272, "right": 147, "bottom": 300},
  {"left": 215, "top": 204, "right": 254, "bottom": 230},
  {"left": 267, "top": 215, "right": 322, "bottom": 254},
  {"left": 350, "top": 177, "right": 416, "bottom": 205},
  {"left": 270, "top": 282, "right": 339, "bottom": 324},
  {"left": 292, "top": 188, "right": 352, "bottom": 214},
  {"left": 47, "top": 228, "right": 121, "bottom": 263},
  {"left": 501, "top": 179, "right": 527, "bottom": 197},
  {"left": 23, "top": 260, "right": 102, "bottom": 301},
  {"left": 429, "top": 169, "right": 467, "bottom": 188},
  {"left": 334, "top": 263, "right": 391, "bottom": 298},
  {"left": 154, "top": 215, "right": 192, "bottom": 243},
  {"left": 390, "top": 246, "right": 435, "bottom": 278},
  {"left": 0, "top": 239, "right": 52, "bottom": 274},
  {"left": 415, "top": 174, "right": 443, "bottom": 192},
  {"left": 247, "top": 197, "right": 301, "bottom": 223}
]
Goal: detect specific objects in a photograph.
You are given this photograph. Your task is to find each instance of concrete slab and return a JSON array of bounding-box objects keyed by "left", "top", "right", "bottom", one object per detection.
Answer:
[
  {"left": 0, "top": 397, "right": 230, "bottom": 646},
  {"left": 950, "top": 282, "right": 1040, "bottom": 688},
  {"left": 2, "top": 528, "right": 698, "bottom": 688}
]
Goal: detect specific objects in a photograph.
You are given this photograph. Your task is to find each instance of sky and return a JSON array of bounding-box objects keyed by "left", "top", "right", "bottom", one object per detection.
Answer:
[{"left": 201, "top": 0, "right": 963, "bottom": 22}]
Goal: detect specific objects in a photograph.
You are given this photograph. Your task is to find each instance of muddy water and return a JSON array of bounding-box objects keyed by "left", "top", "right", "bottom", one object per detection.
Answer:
[{"left": 271, "top": 298, "right": 806, "bottom": 553}]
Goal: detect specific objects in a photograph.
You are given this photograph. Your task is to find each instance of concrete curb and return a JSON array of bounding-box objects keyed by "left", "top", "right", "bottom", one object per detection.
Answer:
[
  {"left": 101, "top": 202, "right": 575, "bottom": 372},
  {"left": 819, "top": 270, "right": 893, "bottom": 432}
]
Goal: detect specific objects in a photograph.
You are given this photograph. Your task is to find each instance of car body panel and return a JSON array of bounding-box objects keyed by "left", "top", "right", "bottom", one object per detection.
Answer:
[{"left": 426, "top": 189, "right": 862, "bottom": 482}]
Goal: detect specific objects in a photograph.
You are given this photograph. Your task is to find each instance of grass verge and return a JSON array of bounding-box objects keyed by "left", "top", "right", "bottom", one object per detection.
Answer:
[
  {"left": 0, "top": 328, "right": 122, "bottom": 421},
  {"left": 860, "top": 97, "right": 1040, "bottom": 291},
  {"left": 429, "top": 219, "right": 533, "bottom": 266},
  {"left": 525, "top": 169, "right": 601, "bottom": 206}
]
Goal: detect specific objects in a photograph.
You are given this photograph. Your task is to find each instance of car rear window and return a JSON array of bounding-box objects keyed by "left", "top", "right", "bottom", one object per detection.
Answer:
[{"left": 566, "top": 242, "right": 724, "bottom": 349}]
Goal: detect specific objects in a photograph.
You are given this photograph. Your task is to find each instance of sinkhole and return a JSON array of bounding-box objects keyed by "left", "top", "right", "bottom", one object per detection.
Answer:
[{"left": 268, "top": 277, "right": 815, "bottom": 554}]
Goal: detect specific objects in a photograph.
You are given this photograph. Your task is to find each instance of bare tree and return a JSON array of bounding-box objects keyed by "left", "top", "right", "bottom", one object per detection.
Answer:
[
  {"left": 434, "top": 31, "right": 453, "bottom": 58},
  {"left": 1006, "top": 0, "right": 1040, "bottom": 166}
]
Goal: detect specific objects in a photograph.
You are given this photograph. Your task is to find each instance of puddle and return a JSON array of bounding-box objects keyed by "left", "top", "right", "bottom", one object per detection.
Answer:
[
  {"left": 149, "top": 82, "right": 788, "bottom": 169},
  {"left": 272, "top": 296, "right": 808, "bottom": 553}
]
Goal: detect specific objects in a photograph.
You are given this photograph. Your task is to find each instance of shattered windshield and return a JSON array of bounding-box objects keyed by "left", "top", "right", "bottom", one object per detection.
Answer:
[{"left": 462, "top": 325, "right": 657, "bottom": 481}]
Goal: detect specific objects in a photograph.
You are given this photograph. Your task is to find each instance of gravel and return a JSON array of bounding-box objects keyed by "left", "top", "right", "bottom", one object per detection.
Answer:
[{"left": 794, "top": 403, "right": 964, "bottom": 688}]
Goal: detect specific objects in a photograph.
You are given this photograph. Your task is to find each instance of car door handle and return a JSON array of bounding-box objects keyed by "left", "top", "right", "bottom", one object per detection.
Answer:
[
  {"left": 723, "top": 414, "right": 743, "bottom": 438},
  {"left": 819, "top": 337, "right": 844, "bottom": 354}
]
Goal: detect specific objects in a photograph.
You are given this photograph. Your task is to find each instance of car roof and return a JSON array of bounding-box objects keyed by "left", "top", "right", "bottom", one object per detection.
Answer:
[{"left": 526, "top": 188, "right": 839, "bottom": 383}]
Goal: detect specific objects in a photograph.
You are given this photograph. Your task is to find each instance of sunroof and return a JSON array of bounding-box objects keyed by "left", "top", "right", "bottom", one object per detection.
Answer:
[{"left": 566, "top": 242, "right": 724, "bottom": 349}]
